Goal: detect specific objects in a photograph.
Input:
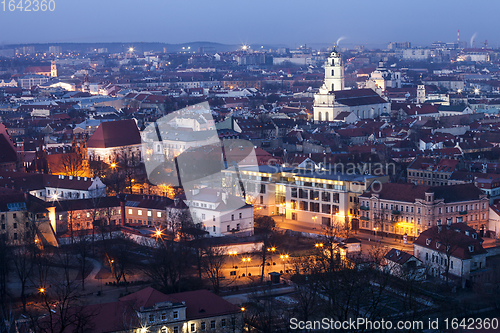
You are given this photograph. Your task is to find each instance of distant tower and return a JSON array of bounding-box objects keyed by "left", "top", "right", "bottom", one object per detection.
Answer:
[
  {"left": 324, "top": 48, "right": 344, "bottom": 92},
  {"left": 83, "top": 74, "right": 90, "bottom": 93},
  {"left": 417, "top": 85, "right": 426, "bottom": 104},
  {"left": 50, "top": 60, "right": 57, "bottom": 77},
  {"left": 457, "top": 29, "right": 460, "bottom": 42}
]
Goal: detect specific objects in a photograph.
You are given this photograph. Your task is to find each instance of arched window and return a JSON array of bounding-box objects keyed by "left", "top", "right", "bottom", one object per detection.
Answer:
[
  {"left": 325, "top": 112, "right": 329, "bottom": 121},
  {"left": 331, "top": 70, "right": 334, "bottom": 76},
  {"left": 317, "top": 112, "right": 322, "bottom": 122},
  {"left": 331, "top": 83, "right": 334, "bottom": 91}
]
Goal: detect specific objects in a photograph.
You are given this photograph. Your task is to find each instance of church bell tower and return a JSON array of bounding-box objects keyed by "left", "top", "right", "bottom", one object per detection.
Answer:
[{"left": 324, "top": 48, "right": 344, "bottom": 92}]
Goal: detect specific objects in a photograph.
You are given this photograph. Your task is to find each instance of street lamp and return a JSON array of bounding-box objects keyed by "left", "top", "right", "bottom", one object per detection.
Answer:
[
  {"left": 280, "top": 254, "right": 289, "bottom": 273},
  {"left": 242, "top": 257, "right": 251, "bottom": 276},
  {"left": 267, "top": 246, "right": 276, "bottom": 266},
  {"left": 315, "top": 243, "right": 323, "bottom": 248},
  {"left": 229, "top": 251, "right": 237, "bottom": 268}
]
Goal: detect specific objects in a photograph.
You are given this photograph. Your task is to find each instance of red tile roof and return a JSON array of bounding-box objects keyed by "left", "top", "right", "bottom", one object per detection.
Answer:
[
  {"left": 87, "top": 119, "right": 141, "bottom": 148},
  {"left": 413, "top": 223, "right": 486, "bottom": 260}
]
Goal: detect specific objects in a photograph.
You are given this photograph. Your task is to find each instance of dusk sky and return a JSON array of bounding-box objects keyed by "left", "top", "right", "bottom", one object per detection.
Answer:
[{"left": 1, "top": 0, "right": 499, "bottom": 48}]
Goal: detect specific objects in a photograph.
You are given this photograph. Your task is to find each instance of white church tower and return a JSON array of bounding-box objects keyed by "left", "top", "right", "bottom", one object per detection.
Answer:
[
  {"left": 324, "top": 48, "right": 344, "bottom": 92},
  {"left": 313, "top": 47, "right": 391, "bottom": 123}
]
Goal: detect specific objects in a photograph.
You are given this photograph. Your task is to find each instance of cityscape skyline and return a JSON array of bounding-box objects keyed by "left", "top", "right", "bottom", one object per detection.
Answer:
[{"left": 1, "top": 0, "right": 500, "bottom": 48}]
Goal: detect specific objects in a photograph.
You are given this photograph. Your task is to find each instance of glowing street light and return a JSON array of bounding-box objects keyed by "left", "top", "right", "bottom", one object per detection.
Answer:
[
  {"left": 39, "top": 287, "right": 45, "bottom": 293},
  {"left": 474, "top": 88, "right": 480, "bottom": 94},
  {"left": 110, "top": 163, "right": 116, "bottom": 169},
  {"left": 315, "top": 243, "right": 324, "bottom": 248},
  {"left": 128, "top": 47, "right": 135, "bottom": 53},
  {"left": 228, "top": 251, "right": 238, "bottom": 268},
  {"left": 240, "top": 307, "right": 245, "bottom": 312},
  {"left": 280, "top": 254, "right": 289, "bottom": 273},
  {"left": 242, "top": 257, "right": 251, "bottom": 276}
]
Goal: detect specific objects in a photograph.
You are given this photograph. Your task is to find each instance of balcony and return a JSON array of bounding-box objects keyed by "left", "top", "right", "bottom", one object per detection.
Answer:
[
  {"left": 360, "top": 216, "right": 370, "bottom": 221},
  {"left": 360, "top": 205, "right": 370, "bottom": 211},
  {"left": 459, "top": 211, "right": 467, "bottom": 215},
  {"left": 392, "top": 210, "right": 400, "bottom": 215}
]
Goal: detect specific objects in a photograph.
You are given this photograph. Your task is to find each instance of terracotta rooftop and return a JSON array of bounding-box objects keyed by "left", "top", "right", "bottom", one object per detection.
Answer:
[{"left": 87, "top": 119, "right": 141, "bottom": 148}]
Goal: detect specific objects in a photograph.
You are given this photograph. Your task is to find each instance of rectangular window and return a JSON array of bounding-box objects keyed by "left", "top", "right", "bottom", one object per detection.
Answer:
[
  {"left": 202, "top": 214, "right": 206, "bottom": 220},
  {"left": 147, "top": 211, "right": 152, "bottom": 217},
  {"left": 173, "top": 311, "right": 178, "bottom": 319},
  {"left": 221, "top": 319, "right": 226, "bottom": 327},
  {"left": 231, "top": 214, "right": 234, "bottom": 221},
  {"left": 239, "top": 213, "right": 242, "bottom": 219},
  {"left": 157, "top": 212, "right": 162, "bottom": 218},
  {"left": 291, "top": 188, "right": 297, "bottom": 198},
  {"left": 161, "top": 312, "right": 167, "bottom": 321},
  {"left": 236, "top": 223, "right": 240, "bottom": 231},
  {"left": 201, "top": 322, "right": 206, "bottom": 330},
  {"left": 13, "top": 223, "right": 17, "bottom": 229},
  {"left": 227, "top": 225, "right": 230, "bottom": 232},
  {"left": 191, "top": 323, "right": 196, "bottom": 332},
  {"left": 128, "top": 209, "right": 132, "bottom": 215},
  {"left": 138, "top": 210, "right": 142, "bottom": 216},
  {"left": 148, "top": 314, "right": 155, "bottom": 323},
  {"left": 211, "top": 321, "right": 216, "bottom": 329},
  {"left": 213, "top": 226, "right": 216, "bottom": 233},
  {"left": 173, "top": 326, "right": 179, "bottom": 333}
]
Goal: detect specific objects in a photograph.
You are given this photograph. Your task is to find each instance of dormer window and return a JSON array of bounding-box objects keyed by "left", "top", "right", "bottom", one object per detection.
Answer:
[
  {"left": 426, "top": 238, "right": 431, "bottom": 246},
  {"left": 469, "top": 245, "right": 474, "bottom": 253},
  {"left": 436, "top": 242, "right": 441, "bottom": 249},
  {"left": 472, "top": 233, "right": 477, "bottom": 239},
  {"left": 173, "top": 310, "right": 179, "bottom": 319},
  {"left": 465, "top": 230, "right": 469, "bottom": 236}
]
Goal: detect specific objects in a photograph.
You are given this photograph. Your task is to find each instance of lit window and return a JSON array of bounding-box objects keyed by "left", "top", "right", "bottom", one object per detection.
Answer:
[
  {"left": 147, "top": 211, "right": 152, "bottom": 217},
  {"left": 128, "top": 209, "right": 132, "bottom": 214},
  {"left": 138, "top": 210, "right": 142, "bottom": 216},
  {"left": 157, "top": 212, "right": 162, "bottom": 218}
]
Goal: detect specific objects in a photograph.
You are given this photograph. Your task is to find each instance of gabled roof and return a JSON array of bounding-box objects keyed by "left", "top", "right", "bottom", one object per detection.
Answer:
[
  {"left": 119, "top": 286, "right": 180, "bottom": 309},
  {"left": 87, "top": 119, "right": 141, "bottom": 148},
  {"left": 334, "top": 88, "right": 387, "bottom": 107},
  {"left": 414, "top": 223, "right": 487, "bottom": 260},
  {"left": 385, "top": 248, "right": 420, "bottom": 265}
]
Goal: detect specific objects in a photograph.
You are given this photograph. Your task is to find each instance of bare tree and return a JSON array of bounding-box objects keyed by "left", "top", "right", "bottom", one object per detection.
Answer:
[
  {"left": 75, "top": 233, "right": 91, "bottom": 291},
  {"left": 11, "top": 245, "right": 34, "bottom": 312},
  {"left": 254, "top": 215, "right": 276, "bottom": 283},
  {"left": 60, "top": 152, "right": 86, "bottom": 177},
  {"left": 107, "top": 234, "right": 133, "bottom": 290},
  {"left": 201, "top": 246, "right": 226, "bottom": 294}
]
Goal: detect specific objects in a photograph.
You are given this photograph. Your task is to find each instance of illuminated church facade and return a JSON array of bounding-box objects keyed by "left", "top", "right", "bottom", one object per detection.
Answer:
[{"left": 313, "top": 49, "right": 390, "bottom": 122}]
